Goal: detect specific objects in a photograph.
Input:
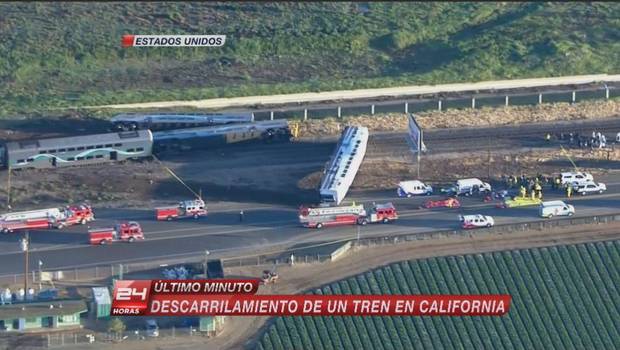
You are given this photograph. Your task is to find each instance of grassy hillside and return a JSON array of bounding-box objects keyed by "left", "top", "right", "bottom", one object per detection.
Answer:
[
  {"left": 258, "top": 240, "right": 620, "bottom": 349},
  {"left": 1, "top": 2, "right": 619, "bottom": 116}
]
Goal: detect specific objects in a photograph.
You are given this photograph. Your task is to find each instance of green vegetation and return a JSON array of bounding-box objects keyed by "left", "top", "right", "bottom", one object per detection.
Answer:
[
  {"left": 258, "top": 240, "right": 620, "bottom": 349},
  {"left": 1, "top": 2, "right": 619, "bottom": 116}
]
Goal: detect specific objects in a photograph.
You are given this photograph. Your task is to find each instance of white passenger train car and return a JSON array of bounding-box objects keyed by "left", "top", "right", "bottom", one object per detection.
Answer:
[{"left": 319, "top": 126, "right": 369, "bottom": 204}]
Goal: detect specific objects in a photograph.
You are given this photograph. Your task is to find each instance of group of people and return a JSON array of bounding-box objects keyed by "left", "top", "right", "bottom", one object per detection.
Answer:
[
  {"left": 554, "top": 131, "right": 614, "bottom": 149},
  {"left": 501, "top": 173, "right": 573, "bottom": 198}
]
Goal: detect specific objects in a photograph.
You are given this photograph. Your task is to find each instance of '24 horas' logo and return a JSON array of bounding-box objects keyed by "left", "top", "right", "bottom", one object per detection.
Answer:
[{"left": 111, "top": 280, "right": 152, "bottom": 315}]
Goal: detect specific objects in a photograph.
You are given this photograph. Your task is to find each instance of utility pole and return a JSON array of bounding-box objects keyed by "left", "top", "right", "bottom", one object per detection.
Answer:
[
  {"left": 203, "top": 250, "right": 210, "bottom": 277},
  {"left": 6, "top": 164, "right": 11, "bottom": 210},
  {"left": 487, "top": 135, "right": 492, "bottom": 179},
  {"left": 20, "top": 232, "right": 29, "bottom": 296}
]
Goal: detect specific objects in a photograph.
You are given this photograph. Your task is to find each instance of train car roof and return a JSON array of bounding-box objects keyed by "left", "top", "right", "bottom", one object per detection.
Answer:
[
  {"left": 152, "top": 120, "right": 289, "bottom": 141},
  {"left": 5, "top": 130, "right": 153, "bottom": 152},
  {"left": 110, "top": 113, "right": 254, "bottom": 123}
]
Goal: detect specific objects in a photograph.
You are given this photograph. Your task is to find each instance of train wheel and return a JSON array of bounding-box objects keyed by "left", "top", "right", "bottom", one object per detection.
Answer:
[
  {"left": 316, "top": 223, "right": 323, "bottom": 229},
  {"left": 193, "top": 214, "right": 199, "bottom": 219},
  {"left": 167, "top": 216, "right": 173, "bottom": 221},
  {"left": 382, "top": 217, "right": 389, "bottom": 224},
  {"left": 99, "top": 240, "right": 107, "bottom": 245},
  {"left": 128, "top": 237, "right": 135, "bottom": 243}
]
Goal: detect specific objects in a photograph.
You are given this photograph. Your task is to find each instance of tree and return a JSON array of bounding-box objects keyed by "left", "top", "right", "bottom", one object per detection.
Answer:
[{"left": 108, "top": 318, "right": 126, "bottom": 335}]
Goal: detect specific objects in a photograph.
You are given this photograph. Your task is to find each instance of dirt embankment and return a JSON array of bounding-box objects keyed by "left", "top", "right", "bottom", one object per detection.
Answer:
[
  {"left": 298, "top": 147, "right": 620, "bottom": 191},
  {"left": 295, "top": 100, "right": 620, "bottom": 137}
]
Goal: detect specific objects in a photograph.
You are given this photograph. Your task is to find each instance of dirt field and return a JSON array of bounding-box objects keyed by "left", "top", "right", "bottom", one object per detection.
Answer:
[
  {"left": 299, "top": 147, "right": 620, "bottom": 191},
  {"left": 296, "top": 99, "right": 620, "bottom": 137}
]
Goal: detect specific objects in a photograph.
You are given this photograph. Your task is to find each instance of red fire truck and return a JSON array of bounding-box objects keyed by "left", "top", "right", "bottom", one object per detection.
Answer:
[
  {"left": 298, "top": 202, "right": 398, "bottom": 229},
  {"left": 0, "top": 204, "right": 95, "bottom": 233},
  {"left": 155, "top": 199, "right": 207, "bottom": 221},
  {"left": 89, "top": 221, "right": 144, "bottom": 245}
]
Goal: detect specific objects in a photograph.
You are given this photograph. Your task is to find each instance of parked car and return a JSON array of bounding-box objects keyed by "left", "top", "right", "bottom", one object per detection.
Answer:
[
  {"left": 397, "top": 180, "right": 433, "bottom": 197},
  {"left": 539, "top": 201, "right": 575, "bottom": 218},
  {"left": 574, "top": 181, "right": 606, "bottom": 195},
  {"left": 560, "top": 172, "right": 593, "bottom": 186},
  {"left": 145, "top": 319, "right": 159, "bottom": 337},
  {"left": 459, "top": 214, "right": 495, "bottom": 229}
]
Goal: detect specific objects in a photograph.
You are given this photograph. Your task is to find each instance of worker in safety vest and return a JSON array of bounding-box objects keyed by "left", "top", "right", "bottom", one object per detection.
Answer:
[
  {"left": 519, "top": 186, "right": 526, "bottom": 199},
  {"left": 566, "top": 185, "right": 572, "bottom": 198},
  {"left": 534, "top": 182, "right": 542, "bottom": 199},
  {"left": 555, "top": 177, "right": 561, "bottom": 190}
]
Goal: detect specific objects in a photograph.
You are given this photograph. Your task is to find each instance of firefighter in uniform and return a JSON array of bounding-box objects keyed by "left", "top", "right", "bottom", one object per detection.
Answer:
[
  {"left": 555, "top": 177, "right": 561, "bottom": 190},
  {"left": 519, "top": 186, "right": 526, "bottom": 199},
  {"left": 566, "top": 184, "right": 572, "bottom": 198},
  {"left": 534, "top": 181, "right": 542, "bottom": 199}
]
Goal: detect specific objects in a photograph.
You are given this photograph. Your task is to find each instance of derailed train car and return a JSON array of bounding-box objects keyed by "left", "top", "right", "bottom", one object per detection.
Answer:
[
  {"left": 2, "top": 130, "right": 153, "bottom": 170},
  {"left": 110, "top": 113, "right": 255, "bottom": 131},
  {"left": 152, "top": 120, "right": 292, "bottom": 152}
]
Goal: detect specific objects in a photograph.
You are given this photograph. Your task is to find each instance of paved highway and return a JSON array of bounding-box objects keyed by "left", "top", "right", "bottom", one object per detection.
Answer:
[
  {"left": 1, "top": 119, "right": 619, "bottom": 276},
  {"left": 0, "top": 174, "right": 618, "bottom": 276}
]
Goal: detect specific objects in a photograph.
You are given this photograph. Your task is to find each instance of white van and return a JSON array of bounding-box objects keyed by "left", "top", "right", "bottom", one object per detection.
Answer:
[
  {"left": 560, "top": 172, "right": 593, "bottom": 186},
  {"left": 539, "top": 201, "right": 575, "bottom": 218},
  {"left": 397, "top": 180, "right": 433, "bottom": 197},
  {"left": 454, "top": 178, "right": 492, "bottom": 196}
]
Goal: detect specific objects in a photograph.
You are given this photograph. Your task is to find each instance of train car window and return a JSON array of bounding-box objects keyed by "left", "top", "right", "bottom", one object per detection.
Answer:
[
  {"left": 95, "top": 145, "right": 103, "bottom": 148},
  {"left": 48, "top": 149, "right": 57, "bottom": 153},
  {"left": 77, "top": 147, "right": 85, "bottom": 151},
  {"left": 58, "top": 148, "right": 66, "bottom": 152},
  {"left": 86, "top": 146, "right": 94, "bottom": 150},
  {"left": 17, "top": 159, "right": 24, "bottom": 163},
  {"left": 38, "top": 150, "right": 47, "bottom": 154},
  {"left": 67, "top": 157, "right": 75, "bottom": 161},
  {"left": 105, "top": 144, "right": 113, "bottom": 147},
  {"left": 126, "top": 148, "right": 135, "bottom": 152},
  {"left": 26, "top": 158, "right": 34, "bottom": 162},
  {"left": 76, "top": 156, "right": 84, "bottom": 161},
  {"left": 136, "top": 147, "right": 144, "bottom": 151},
  {"left": 86, "top": 156, "right": 94, "bottom": 160},
  {"left": 67, "top": 147, "right": 76, "bottom": 151},
  {"left": 114, "top": 143, "right": 122, "bottom": 147},
  {"left": 95, "top": 155, "right": 103, "bottom": 159}
]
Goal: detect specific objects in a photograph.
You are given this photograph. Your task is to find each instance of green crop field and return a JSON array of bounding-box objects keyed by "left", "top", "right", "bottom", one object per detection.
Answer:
[
  {"left": 1, "top": 2, "right": 620, "bottom": 116},
  {"left": 257, "top": 240, "right": 620, "bottom": 349}
]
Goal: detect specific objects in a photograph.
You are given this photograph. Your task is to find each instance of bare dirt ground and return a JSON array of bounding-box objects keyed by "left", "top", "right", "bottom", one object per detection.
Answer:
[
  {"left": 296, "top": 99, "right": 620, "bottom": 137},
  {"left": 299, "top": 146, "right": 620, "bottom": 191}
]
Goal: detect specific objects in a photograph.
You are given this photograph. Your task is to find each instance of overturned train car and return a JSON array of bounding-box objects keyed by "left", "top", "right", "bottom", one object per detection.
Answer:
[{"left": 152, "top": 120, "right": 292, "bottom": 152}]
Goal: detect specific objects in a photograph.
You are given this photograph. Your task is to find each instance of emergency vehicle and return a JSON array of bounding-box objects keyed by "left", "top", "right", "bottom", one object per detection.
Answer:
[
  {"left": 539, "top": 201, "right": 575, "bottom": 218},
  {"left": 573, "top": 181, "right": 606, "bottom": 195},
  {"left": 298, "top": 202, "right": 398, "bottom": 229},
  {"left": 89, "top": 221, "right": 144, "bottom": 245},
  {"left": 397, "top": 180, "right": 433, "bottom": 197},
  {"left": 422, "top": 197, "right": 461, "bottom": 209},
  {"left": 0, "top": 204, "right": 94, "bottom": 233},
  {"left": 560, "top": 172, "right": 593, "bottom": 186},
  {"left": 459, "top": 214, "right": 495, "bottom": 229},
  {"left": 155, "top": 199, "right": 207, "bottom": 221}
]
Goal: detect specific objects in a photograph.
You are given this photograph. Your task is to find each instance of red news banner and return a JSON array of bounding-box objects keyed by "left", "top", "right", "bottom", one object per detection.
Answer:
[{"left": 112, "top": 280, "right": 511, "bottom": 317}]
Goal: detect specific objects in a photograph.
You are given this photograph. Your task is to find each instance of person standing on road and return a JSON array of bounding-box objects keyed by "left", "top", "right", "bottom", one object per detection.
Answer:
[
  {"left": 566, "top": 185, "right": 572, "bottom": 198},
  {"left": 239, "top": 210, "right": 244, "bottom": 222}
]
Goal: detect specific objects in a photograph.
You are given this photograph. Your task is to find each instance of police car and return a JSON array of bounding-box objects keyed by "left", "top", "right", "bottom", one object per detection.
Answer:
[
  {"left": 458, "top": 214, "right": 495, "bottom": 229},
  {"left": 574, "top": 181, "right": 606, "bottom": 195}
]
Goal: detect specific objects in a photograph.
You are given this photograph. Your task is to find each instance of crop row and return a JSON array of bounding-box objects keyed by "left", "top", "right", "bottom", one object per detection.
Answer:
[{"left": 259, "top": 240, "right": 620, "bottom": 349}]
